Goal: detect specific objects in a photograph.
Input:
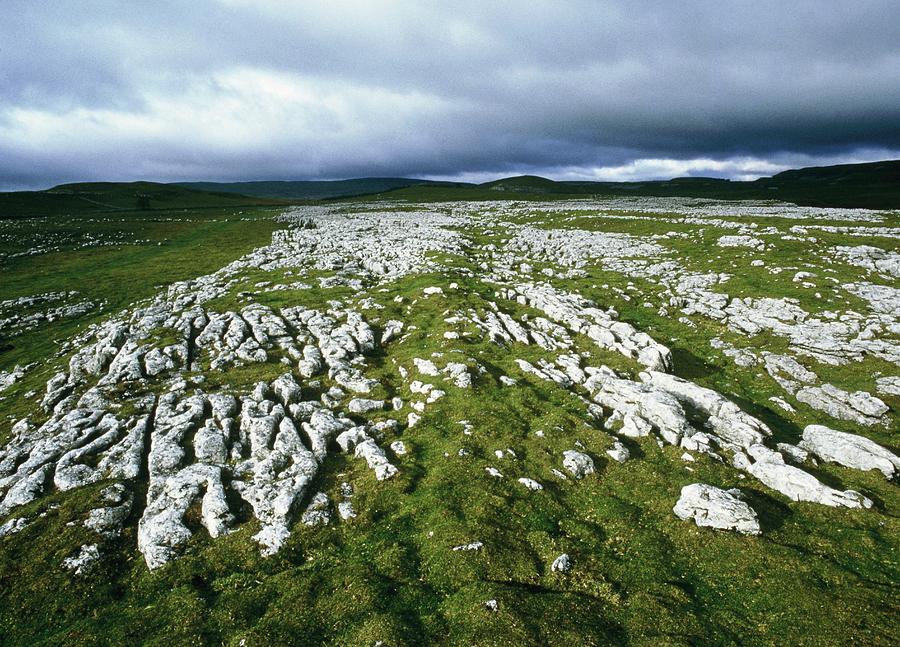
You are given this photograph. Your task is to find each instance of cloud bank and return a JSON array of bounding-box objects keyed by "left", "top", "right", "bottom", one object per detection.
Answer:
[{"left": 2, "top": 1, "right": 899, "bottom": 189}]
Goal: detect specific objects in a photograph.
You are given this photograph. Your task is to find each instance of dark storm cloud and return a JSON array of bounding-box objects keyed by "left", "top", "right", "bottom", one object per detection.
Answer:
[{"left": 2, "top": 0, "right": 899, "bottom": 189}]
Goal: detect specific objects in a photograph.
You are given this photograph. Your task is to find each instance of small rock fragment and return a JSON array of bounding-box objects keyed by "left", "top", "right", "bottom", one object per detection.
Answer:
[
  {"left": 517, "top": 477, "right": 543, "bottom": 491},
  {"left": 551, "top": 553, "right": 571, "bottom": 573},
  {"left": 562, "top": 450, "right": 595, "bottom": 479},
  {"left": 62, "top": 544, "right": 101, "bottom": 575}
]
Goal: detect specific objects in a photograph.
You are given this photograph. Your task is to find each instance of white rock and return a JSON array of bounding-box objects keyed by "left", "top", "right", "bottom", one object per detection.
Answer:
[
  {"left": 551, "top": 553, "right": 571, "bottom": 573},
  {"left": 452, "top": 541, "right": 483, "bottom": 551},
  {"left": 62, "top": 543, "right": 101, "bottom": 575},
  {"left": 354, "top": 438, "right": 398, "bottom": 480},
  {"left": 747, "top": 459, "right": 871, "bottom": 508},
  {"left": 875, "top": 376, "right": 900, "bottom": 397},
  {"left": 769, "top": 396, "right": 796, "bottom": 413},
  {"left": 300, "top": 492, "right": 331, "bottom": 526},
  {"left": 348, "top": 398, "right": 385, "bottom": 414},
  {"left": 562, "top": 450, "right": 595, "bottom": 479},
  {"left": 413, "top": 358, "right": 440, "bottom": 376},
  {"left": 673, "top": 484, "right": 761, "bottom": 535},
  {"left": 380, "top": 320, "right": 404, "bottom": 344},
  {"left": 796, "top": 384, "right": 888, "bottom": 426},
  {"left": 338, "top": 500, "right": 356, "bottom": 520},
  {"left": 517, "top": 477, "right": 544, "bottom": 491},
  {"left": 0, "top": 517, "right": 28, "bottom": 537},
  {"left": 800, "top": 424, "right": 900, "bottom": 479},
  {"left": 717, "top": 235, "right": 765, "bottom": 250},
  {"left": 606, "top": 441, "right": 630, "bottom": 463},
  {"left": 776, "top": 443, "right": 809, "bottom": 464}
]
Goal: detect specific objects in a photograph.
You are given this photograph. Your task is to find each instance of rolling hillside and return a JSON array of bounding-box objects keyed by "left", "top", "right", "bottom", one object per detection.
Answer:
[
  {"left": 3, "top": 160, "right": 898, "bottom": 216},
  {"left": 176, "top": 178, "right": 473, "bottom": 201},
  {"left": 0, "top": 182, "right": 288, "bottom": 219},
  {"left": 384, "top": 160, "right": 900, "bottom": 209}
]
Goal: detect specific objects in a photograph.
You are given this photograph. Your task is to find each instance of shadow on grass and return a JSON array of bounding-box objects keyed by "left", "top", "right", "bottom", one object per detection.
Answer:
[
  {"left": 671, "top": 347, "right": 720, "bottom": 381},
  {"left": 740, "top": 489, "right": 793, "bottom": 532}
]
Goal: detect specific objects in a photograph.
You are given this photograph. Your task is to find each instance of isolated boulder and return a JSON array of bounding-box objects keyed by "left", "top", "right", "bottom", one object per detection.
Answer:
[
  {"left": 673, "top": 483, "right": 761, "bottom": 535},
  {"left": 551, "top": 553, "right": 572, "bottom": 573},
  {"left": 562, "top": 450, "right": 595, "bottom": 479}
]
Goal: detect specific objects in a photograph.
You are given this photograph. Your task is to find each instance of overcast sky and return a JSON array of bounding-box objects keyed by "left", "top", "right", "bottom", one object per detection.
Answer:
[{"left": 2, "top": 1, "right": 899, "bottom": 190}]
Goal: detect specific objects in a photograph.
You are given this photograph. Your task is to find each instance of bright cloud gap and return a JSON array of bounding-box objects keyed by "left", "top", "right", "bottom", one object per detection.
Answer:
[{"left": 2, "top": 1, "right": 900, "bottom": 190}]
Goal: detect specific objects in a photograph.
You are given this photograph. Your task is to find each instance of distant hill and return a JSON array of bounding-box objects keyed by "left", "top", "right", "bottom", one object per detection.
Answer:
[
  {"left": 175, "top": 178, "right": 473, "bottom": 201},
  {"left": 0, "top": 181, "right": 287, "bottom": 218},
  {"left": 3, "top": 160, "right": 898, "bottom": 215},
  {"left": 769, "top": 159, "right": 900, "bottom": 184},
  {"left": 480, "top": 175, "right": 561, "bottom": 193},
  {"left": 379, "top": 160, "right": 900, "bottom": 209}
]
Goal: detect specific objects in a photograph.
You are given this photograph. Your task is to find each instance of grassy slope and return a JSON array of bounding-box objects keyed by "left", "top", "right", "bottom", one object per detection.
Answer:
[
  {"left": 0, "top": 197, "right": 898, "bottom": 645},
  {"left": 0, "top": 182, "right": 288, "bottom": 219},
  {"left": 176, "top": 178, "right": 474, "bottom": 201}
]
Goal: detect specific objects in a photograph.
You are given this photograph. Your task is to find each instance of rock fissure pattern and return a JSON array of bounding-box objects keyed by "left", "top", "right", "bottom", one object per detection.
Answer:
[{"left": 1, "top": 199, "right": 897, "bottom": 570}]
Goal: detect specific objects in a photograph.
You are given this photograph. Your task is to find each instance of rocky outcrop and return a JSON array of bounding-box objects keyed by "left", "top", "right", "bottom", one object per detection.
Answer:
[
  {"left": 0, "top": 292, "right": 400, "bottom": 569},
  {"left": 800, "top": 425, "right": 900, "bottom": 479},
  {"left": 834, "top": 245, "right": 900, "bottom": 278},
  {"left": 796, "top": 384, "right": 888, "bottom": 426},
  {"left": 739, "top": 447, "right": 871, "bottom": 508}
]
